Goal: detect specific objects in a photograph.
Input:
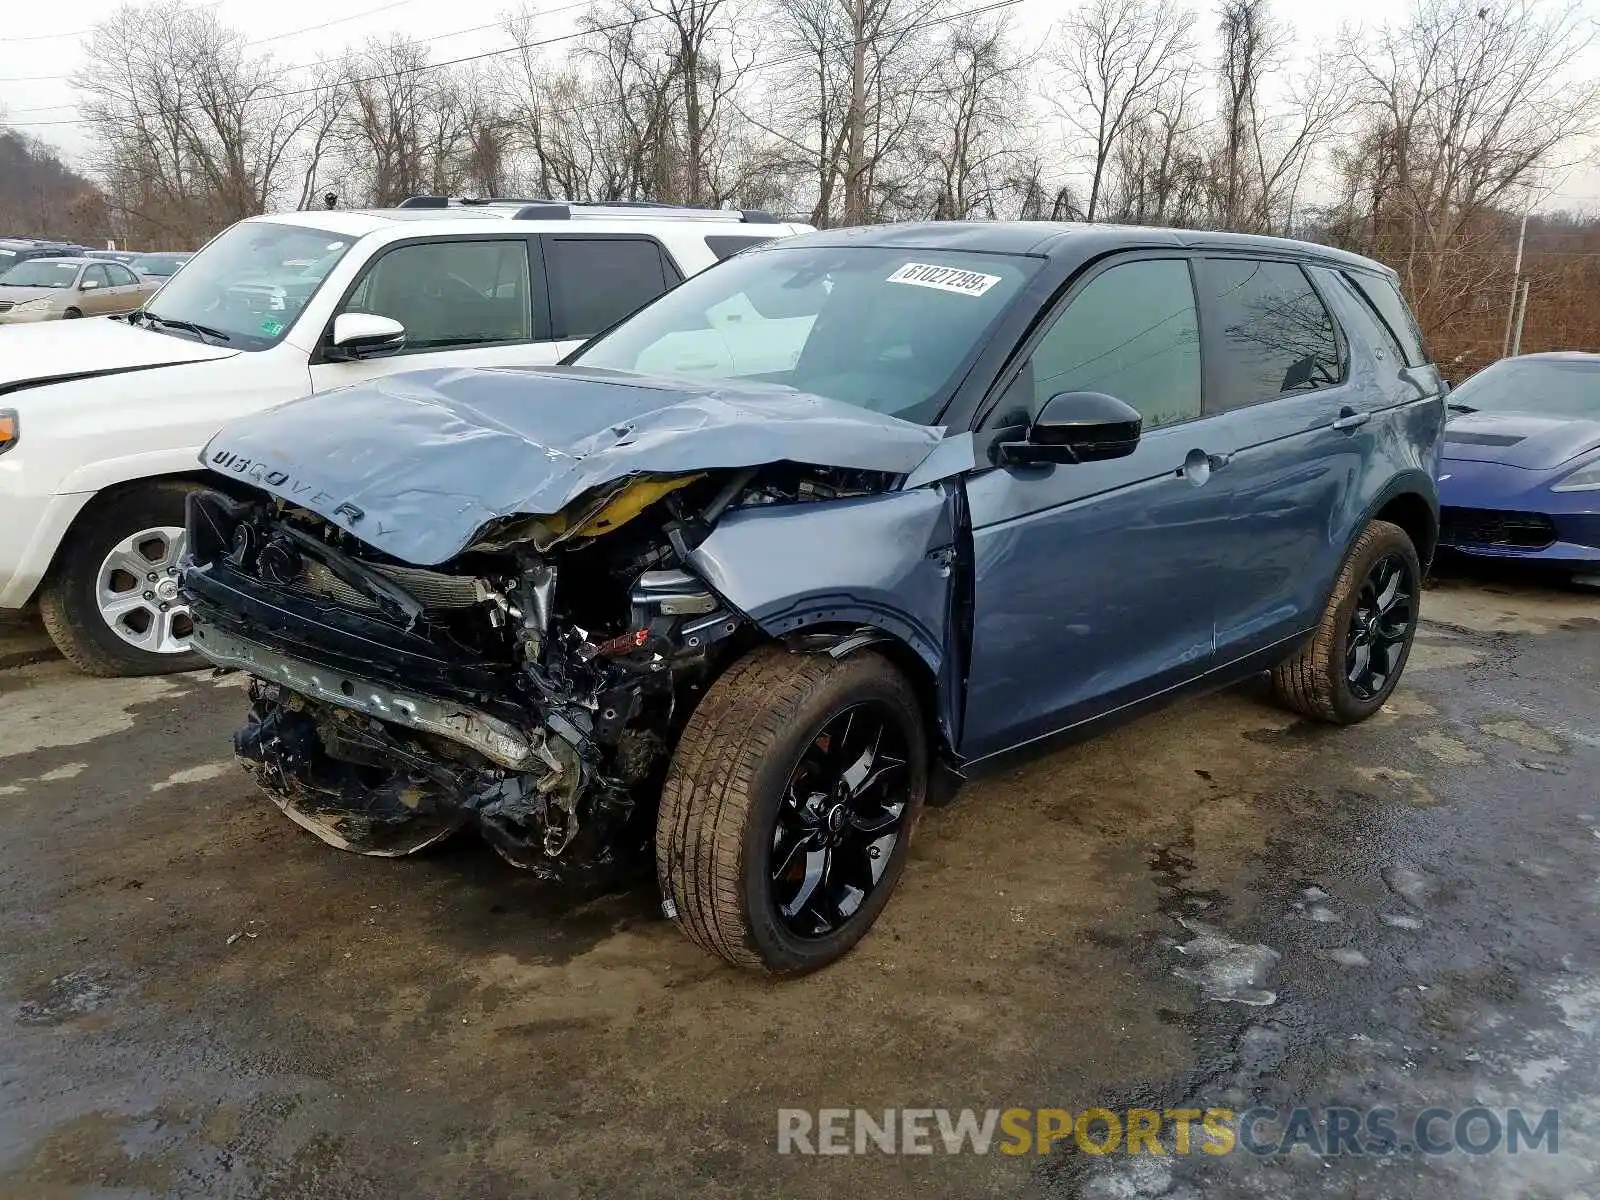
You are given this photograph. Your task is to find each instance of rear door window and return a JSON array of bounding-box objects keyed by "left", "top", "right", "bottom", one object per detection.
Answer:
[
  {"left": 1342, "top": 271, "right": 1429, "bottom": 367},
  {"left": 1197, "top": 258, "right": 1344, "bottom": 412},
  {"left": 107, "top": 264, "right": 140, "bottom": 287},
  {"left": 545, "top": 236, "right": 679, "bottom": 339}
]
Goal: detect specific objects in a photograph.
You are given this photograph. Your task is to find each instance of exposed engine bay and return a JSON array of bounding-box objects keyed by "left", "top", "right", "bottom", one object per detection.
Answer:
[{"left": 181, "top": 464, "right": 897, "bottom": 877}]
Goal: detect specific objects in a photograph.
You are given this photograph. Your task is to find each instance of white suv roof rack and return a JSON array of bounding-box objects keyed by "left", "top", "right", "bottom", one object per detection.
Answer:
[{"left": 394, "top": 196, "right": 782, "bottom": 224}]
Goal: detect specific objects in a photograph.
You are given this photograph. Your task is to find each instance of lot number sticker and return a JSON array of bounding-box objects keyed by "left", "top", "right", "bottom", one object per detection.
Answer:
[{"left": 886, "top": 262, "right": 1002, "bottom": 298}]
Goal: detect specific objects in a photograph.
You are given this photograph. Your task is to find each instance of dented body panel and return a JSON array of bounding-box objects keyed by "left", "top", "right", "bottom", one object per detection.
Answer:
[
  {"left": 689, "top": 487, "right": 955, "bottom": 675},
  {"left": 200, "top": 365, "right": 943, "bottom": 565}
]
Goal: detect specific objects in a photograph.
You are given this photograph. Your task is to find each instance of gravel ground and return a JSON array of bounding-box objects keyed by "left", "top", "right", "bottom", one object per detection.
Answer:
[{"left": 0, "top": 570, "right": 1595, "bottom": 1199}]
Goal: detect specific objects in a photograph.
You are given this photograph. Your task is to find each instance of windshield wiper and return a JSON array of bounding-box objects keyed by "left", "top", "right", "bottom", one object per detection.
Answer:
[
  {"left": 143, "top": 313, "right": 232, "bottom": 345},
  {"left": 1446, "top": 402, "right": 1477, "bottom": 414}
]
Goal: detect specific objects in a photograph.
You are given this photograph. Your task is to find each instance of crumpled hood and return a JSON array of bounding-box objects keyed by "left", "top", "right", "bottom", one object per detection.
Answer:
[
  {"left": 1443, "top": 410, "right": 1600, "bottom": 470},
  {"left": 0, "top": 314, "right": 237, "bottom": 394},
  {"left": 201, "top": 365, "right": 944, "bottom": 565}
]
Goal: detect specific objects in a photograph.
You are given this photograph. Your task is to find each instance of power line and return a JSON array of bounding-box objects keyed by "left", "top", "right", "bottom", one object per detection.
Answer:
[
  {"left": 0, "top": 1, "right": 584, "bottom": 86},
  {"left": 1, "top": 5, "right": 620, "bottom": 129},
  {"left": 0, "top": 0, "right": 533, "bottom": 90},
  {"left": 23, "top": 0, "right": 1024, "bottom": 188},
  {"left": 0, "top": 2, "right": 224, "bottom": 43},
  {"left": 1, "top": 0, "right": 427, "bottom": 110},
  {"left": 3, "top": 0, "right": 1026, "bottom": 133}
]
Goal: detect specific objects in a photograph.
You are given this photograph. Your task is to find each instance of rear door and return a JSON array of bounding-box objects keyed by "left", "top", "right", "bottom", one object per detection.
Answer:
[
  {"left": 308, "top": 235, "right": 560, "bottom": 392},
  {"left": 1192, "top": 256, "right": 1369, "bottom": 661},
  {"left": 541, "top": 235, "right": 684, "bottom": 359},
  {"left": 104, "top": 262, "right": 146, "bottom": 311}
]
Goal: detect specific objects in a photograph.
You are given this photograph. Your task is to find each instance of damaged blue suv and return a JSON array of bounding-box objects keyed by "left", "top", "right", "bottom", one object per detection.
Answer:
[{"left": 181, "top": 222, "right": 1446, "bottom": 973}]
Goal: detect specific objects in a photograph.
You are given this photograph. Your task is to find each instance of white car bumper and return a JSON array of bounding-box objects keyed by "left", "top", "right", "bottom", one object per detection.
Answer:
[{"left": 0, "top": 467, "right": 92, "bottom": 608}]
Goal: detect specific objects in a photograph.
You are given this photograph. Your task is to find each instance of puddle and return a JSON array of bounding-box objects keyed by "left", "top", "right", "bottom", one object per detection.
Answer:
[
  {"left": 1172, "top": 918, "right": 1280, "bottom": 1006},
  {"left": 1481, "top": 719, "right": 1564, "bottom": 754}
]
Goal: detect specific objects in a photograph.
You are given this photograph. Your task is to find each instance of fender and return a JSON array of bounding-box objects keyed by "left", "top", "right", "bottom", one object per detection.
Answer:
[
  {"left": 688, "top": 485, "right": 960, "bottom": 738},
  {"left": 55, "top": 446, "right": 209, "bottom": 496},
  {"left": 1345, "top": 468, "right": 1439, "bottom": 563}
]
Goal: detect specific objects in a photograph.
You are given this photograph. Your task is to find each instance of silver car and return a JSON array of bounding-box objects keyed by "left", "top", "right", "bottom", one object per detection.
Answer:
[{"left": 0, "top": 257, "right": 156, "bottom": 324}]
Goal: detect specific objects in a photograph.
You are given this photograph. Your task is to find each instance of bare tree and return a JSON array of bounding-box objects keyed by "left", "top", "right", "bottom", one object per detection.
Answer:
[
  {"left": 1335, "top": 0, "right": 1600, "bottom": 336},
  {"left": 920, "top": 15, "right": 1036, "bottom": 219},
  {"left": 1104, "top": 63, "right": 1206, "bottom": 224},
  {"left": 762, "top": 0, "right": 948, "bottom": 225},
  {"left": 1215, "top": 0, "right": 1276, "bottom": 228},
  {"left": 1047, "top": 0, "right": 1194, "bottom": 222},
  {"left": 76, "top": 0, "right": 320, "bottom": 241}
]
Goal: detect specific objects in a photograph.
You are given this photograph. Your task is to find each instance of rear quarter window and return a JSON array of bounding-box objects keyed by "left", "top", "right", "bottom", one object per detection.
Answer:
[
  {"left": 1342, "top": 271, "right": 1430, "bottom": 367},
  {"left": 705, "top": 235, "right": 776, "bottom": 261}
]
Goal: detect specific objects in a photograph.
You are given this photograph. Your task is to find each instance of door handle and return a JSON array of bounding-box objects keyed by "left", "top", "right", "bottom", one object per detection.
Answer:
[
  {"left": 1331, "top": 407, "right": 1370, "bottom": 432},
  {"left": 1181, "top": 447, "right": 1229, "bottom": 484}
]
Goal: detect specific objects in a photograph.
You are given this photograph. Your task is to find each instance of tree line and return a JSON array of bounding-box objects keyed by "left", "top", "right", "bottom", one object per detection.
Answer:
[{"left": 4, "top": 0, "right": 1599, "bottom": 373}]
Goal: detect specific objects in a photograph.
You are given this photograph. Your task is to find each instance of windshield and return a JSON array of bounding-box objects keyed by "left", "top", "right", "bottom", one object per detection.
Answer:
[
  {"left": 573, "top": 244, "right": 1040, "bottom": 423},
  {"left": 133, "top": 254, "right": 187, "bottom": 276},
  {"left": 1452, "top": 358, "right": 1600, "bottom": 420},
  {"left": 143, "top": 223, "right": 352, "bottom": 350},
  {"left": 0, "top": 260, "right": 79, "bottom": 288}
]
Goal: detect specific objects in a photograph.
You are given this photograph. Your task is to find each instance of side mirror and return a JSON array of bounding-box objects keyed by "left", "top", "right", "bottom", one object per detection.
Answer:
[
  {"left": 327, "top": 312, "right": 405, "bottom": 360},
  {"left": 80, "top": 279, "right": 100, "bottom": 291},
  {"left": 998, "top": 391, "right": 1143, "bottom": 466}
]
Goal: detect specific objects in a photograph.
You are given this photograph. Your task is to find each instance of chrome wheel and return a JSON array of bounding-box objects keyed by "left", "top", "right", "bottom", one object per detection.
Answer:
[
  {"left": 95, "top": 525, "right": 193, "bottom": 654},
  {"left": 1346, "top": 551, "right": 1414, "bottom": 702},
  {"left": 770, "top": 701, "right": 912, "bottom": 938}
]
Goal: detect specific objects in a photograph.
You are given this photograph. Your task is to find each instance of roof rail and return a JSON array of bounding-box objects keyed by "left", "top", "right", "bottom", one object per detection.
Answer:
[{"left": 395, "top": 194, "right": 784, "bottom": 223}]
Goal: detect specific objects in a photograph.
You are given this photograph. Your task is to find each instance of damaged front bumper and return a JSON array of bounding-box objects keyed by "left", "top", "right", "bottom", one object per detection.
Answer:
[
  {"left": 179, "top": 487, "right": 742, "bottom": 874},
  {"left": 193, "top": 624, "right": 543, "bottom": 772}
]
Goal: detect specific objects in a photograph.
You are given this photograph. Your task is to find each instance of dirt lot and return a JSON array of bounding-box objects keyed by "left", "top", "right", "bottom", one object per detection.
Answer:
[{"left": 1, "top": 571, "right": 1596, "bottom": 1199}]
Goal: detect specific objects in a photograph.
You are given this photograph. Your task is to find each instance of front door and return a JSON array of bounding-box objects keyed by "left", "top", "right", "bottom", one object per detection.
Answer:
[
  {"left": 960, "top": 256, "right": 1234, "bottom": 762},
  {"left": 308, "top": 236, "right": 563, "bottom": 393},
  {"left": 80, "top": 264, "right": 119, "bottom": 315}
]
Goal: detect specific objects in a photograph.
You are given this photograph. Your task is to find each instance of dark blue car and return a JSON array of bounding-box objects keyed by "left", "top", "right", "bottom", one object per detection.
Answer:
[
  {"left": 182, "top": 222, "right": 1446, "bottom": 973},
  {"left": 1438, "top": 352, "right": 1600, "bottom": 577}
]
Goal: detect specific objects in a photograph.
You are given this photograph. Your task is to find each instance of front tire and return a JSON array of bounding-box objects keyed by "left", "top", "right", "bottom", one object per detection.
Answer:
[
  {"left": 656, "top": 645, "right": 928, "bottom": 974},
  {"left": 37, "top": 480, "right": 206, "bottom": 677},
  {"left": 1271, "top": 519, "right": 1422, "bottom": 723}
]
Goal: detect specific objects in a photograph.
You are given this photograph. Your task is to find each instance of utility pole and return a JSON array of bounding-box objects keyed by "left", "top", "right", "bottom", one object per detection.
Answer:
[
  {"left": 1510, "top": 278, "right": 1531, "bottom": 357},
  {"left": 1501, "top": 209, "right": 1529, "bottom": 358}
]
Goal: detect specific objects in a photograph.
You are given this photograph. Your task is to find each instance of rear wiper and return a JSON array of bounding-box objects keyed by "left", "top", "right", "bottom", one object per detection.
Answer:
[
  {"left": 143, "top": 313, "right": 232, "bottom": 345},
  {"left": 1446, "top": 402, "right": 1477, "bottom": 414}
]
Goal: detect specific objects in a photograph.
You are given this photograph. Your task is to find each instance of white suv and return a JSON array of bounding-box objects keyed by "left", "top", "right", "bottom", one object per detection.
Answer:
[{"left": 0, "top": 198, "right": 809, "bottom": 675}]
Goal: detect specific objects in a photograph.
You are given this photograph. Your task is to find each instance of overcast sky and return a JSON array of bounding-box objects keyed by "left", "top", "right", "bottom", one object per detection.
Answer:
[{"left": 3, "top": 0, "right": 1598, "bottom": 211}]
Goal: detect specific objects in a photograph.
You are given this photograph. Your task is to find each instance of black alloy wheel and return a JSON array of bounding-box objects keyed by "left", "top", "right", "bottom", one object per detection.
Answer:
[
  {"left": 1345, "top": 551, "right": 1415, "bottom": 702},
  {"left": 768, "top": 701, "right": 912, "bottom": 938}
]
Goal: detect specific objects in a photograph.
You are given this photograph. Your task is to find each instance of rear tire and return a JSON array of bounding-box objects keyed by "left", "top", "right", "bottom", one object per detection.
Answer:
[
  {"left": 37, "top": 480, "right": 206, "bottom": 677},
  {"left": 63, "top": 308, "right": 82, "bottom": 319},
  {"left": 656, "top": 645, "right": 927, "bottom": 974},
  {"left": 1271, "top": 519, "right": 1421, "bottom": 724}
]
